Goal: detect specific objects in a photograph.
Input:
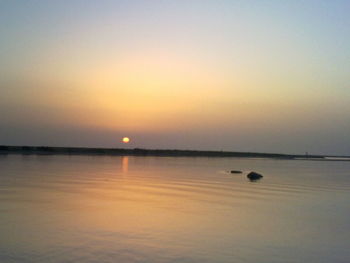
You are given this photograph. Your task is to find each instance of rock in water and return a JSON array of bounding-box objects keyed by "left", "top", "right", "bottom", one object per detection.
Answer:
[
  {"left": 247, "top": 171, "right": 263, "bottom": 181},
  {"left": 230, "top": 170, "right": 242, "bottom": 174}
]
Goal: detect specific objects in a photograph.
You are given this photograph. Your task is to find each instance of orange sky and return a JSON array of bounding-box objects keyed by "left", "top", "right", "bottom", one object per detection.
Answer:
[{"left": 1, "top": 1, "right": 350, "bottom": 154}]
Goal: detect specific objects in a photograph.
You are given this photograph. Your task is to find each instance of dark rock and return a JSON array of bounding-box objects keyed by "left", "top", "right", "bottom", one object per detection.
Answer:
[
  {"left": 247, "top": 171, "right": 263, "bottom": 181},
  {"left": 230, "top": 170, "right": 242, "bottom": 174}
]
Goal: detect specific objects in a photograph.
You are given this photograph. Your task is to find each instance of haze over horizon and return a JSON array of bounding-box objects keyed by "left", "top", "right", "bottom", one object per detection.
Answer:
[{"left": 1, "top": 0, "right": 350, "bottom": 155}]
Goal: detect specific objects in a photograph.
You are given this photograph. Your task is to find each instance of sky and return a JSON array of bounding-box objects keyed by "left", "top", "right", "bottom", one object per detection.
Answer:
[{"left": 0, "top": 0, "right": 349, "bottom": 155}]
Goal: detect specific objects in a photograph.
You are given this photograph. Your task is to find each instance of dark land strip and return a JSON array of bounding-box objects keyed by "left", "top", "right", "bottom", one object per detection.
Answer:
[{"left": 1, "top": 145, "right": 349, "bottom": 161}]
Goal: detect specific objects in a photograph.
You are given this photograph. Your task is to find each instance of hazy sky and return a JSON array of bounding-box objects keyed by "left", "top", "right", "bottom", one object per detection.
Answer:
[{"left": 1, "top": 0, "right": 349, "bottom": 155}]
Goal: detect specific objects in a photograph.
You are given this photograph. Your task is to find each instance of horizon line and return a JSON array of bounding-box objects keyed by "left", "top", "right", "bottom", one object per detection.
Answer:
[{"left": 1, "top": 145, "right": 350, "bottom": 159}]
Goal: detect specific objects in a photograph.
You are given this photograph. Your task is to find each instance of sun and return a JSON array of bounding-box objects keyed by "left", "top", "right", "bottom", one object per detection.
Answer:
[{"left": 122, "top": 137, "right": 130, "bottom": 143}]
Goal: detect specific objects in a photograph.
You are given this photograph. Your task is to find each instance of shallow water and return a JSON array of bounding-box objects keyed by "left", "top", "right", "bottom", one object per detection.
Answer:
[{"left": 1, "top": 154, "right": 350, "bottom": 263}]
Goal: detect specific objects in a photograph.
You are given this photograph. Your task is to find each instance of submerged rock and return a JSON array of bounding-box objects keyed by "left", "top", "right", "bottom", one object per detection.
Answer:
[
  {"left": 247, "top": 171, "right": 263, "bottom": 181},
  {"left": 230, "top": 170, "right": 242, "bottom": 174}
]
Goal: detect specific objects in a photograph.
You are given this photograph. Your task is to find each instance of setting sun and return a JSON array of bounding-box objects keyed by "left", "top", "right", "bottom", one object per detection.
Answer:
[
  {"left": 1, "top": 1, "right": 349, "bottom": 263},
  {"left": 122, "top": 137, "right": 130, "bottom": 143}
]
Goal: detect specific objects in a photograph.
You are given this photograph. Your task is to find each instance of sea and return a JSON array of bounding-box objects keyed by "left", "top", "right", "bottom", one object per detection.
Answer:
[{"left": 1, "top": 154, "right": 350, "bottom": 263}]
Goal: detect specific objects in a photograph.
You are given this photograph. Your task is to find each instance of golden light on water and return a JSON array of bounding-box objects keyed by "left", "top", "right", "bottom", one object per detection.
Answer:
[{"left": 122, "top": 137, "right": 130, "bottom": 143}]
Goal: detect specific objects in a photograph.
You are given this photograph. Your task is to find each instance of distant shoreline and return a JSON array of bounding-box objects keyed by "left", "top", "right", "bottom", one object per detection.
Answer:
[{"left": 1, "top": 145, "right": 349, "bottom": 161}]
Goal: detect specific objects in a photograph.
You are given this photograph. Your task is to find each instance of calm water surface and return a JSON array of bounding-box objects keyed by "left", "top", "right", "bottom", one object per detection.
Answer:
[{"left": 1, "top": 155, "right": 350, "bottom": 263}]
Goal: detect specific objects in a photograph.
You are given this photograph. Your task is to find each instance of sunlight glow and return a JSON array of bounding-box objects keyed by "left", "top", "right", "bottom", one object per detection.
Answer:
[{"left": 122, "top": 137, "right": 130, "bottom": 143}]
